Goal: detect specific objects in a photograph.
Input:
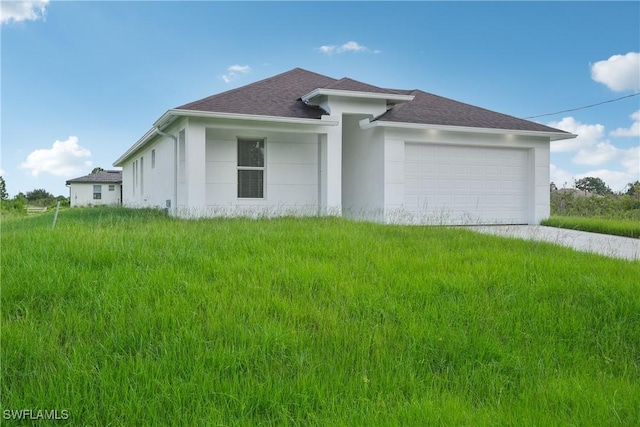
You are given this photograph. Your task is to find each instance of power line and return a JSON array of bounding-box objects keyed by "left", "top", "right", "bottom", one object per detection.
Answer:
[{"left": 523, "top": 92, "right": 640, "bottom": 119}]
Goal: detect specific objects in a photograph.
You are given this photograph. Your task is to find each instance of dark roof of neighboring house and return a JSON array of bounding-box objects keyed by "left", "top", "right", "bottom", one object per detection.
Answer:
[
  {"left": 66, "top": 170, "right": 122, "bottom": 185},
  {"left": 175, "top": 67, "right": 569, "bottom": 134}
]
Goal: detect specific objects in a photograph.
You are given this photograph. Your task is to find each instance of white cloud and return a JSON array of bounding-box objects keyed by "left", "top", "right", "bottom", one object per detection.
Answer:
[
  {"left": 0, "top": 0, "right": 49, "bottom": 24},
  {"left": 318, "top": 45, "right": 335, "bottom": 55},
  {"left": 550, "top": 164, "right": 576, "bottom": 189},
  {"left": 317, "top": 41, "right": 381, "bottom": 56},
  {"left": 340, "top": 41, "right": 367, "bottom": 53},
  {"left": 547, "top": 117, "right": 605, "bottom": 153},
  {"left": 610, "top": 110, "right": 640, "bottom": 137},
  {"left": 573, "top": 141, "right": 622, "bottom": 166},
  {"left": 221, "top": 64, "right": 251, "bottom": 83},
  {"left": 548, "top": 116, "right": 640, "bottom": 191},
  {"left": 621, "top": 146, "right": 640, "bottom": 177},
  {"left": 20, "top": 136, "right": 92, "bottom": 177},
  {"left": 590, "top": 52, "right": 640, "bottom": 92},
  {"left": 0, "top": 168, "right": 5, "bottom": 176}
]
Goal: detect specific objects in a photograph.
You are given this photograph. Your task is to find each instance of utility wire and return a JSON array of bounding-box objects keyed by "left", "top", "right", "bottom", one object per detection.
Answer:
[{"left": 523, "top": 92, "right": 640, "bottom": 119}]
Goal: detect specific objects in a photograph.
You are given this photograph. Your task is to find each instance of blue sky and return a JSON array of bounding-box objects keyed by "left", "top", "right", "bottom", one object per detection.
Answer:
[{"left": 2, "top": 1, "right": 639, "bottom": 197}]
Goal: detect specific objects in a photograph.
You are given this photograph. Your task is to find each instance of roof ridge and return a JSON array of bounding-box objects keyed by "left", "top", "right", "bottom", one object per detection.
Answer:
[
  {"left": 176, "top": 68, "right": 336, "bottom": 109},
  {"left": 322, "top": 76, "right": 404, "bottom": 94}
]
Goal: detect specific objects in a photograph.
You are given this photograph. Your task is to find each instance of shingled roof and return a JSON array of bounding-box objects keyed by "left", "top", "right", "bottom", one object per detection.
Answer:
[
  {"left": 376, "top": 90, "right": 565, "bottom": 133},
  {"left": 66, "top": 170, "right": 122, "bottom": 185},
  {"left": 174, "top": 68, "right": 567, "bottom": 135},
  {"left": 177, "top": 68, "right": 333, "bottom": 119}
]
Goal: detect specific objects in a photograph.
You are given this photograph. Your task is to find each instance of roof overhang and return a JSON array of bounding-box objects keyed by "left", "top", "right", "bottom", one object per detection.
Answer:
[
  {"left": 154, "top": 108, "right": 339, "bottom": 129},
  {"left": 114, "top": 109, "right": 339, "bottom": 167},
  {"left": 301, "top": 88, "right": 414, "bottom": 106},
  {"left": 359, "top": 118, "right": 577, "bottom": 141}
]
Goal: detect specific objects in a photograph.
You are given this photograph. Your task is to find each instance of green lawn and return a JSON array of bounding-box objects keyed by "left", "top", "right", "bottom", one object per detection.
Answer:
[
  {"left": 2, "top": 207, "right": 639, "bottom": 425},
  {"left": 541, "top": 215, "right": 640, "bottom": 238}
]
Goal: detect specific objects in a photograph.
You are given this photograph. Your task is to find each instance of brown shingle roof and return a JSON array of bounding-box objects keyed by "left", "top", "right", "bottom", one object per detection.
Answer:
[
  {"left": 66, "top": 170, "right": 122, "bottom": 185},
  {"left": 376, "top": 90, "right": 565, "bottom": 133},
  {"left": 175, "top": 67, "right": 568, "bottom": 134},
  {"left": 323, "top": 77, "right": 402, "bottom": 94},
  {"left": 177, "top": 68, "right": 334, "bottom": 119}
]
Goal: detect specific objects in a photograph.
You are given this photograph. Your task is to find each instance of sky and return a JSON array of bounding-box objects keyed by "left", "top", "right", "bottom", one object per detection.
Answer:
[{"left": 1, "top": 0, "right": 639, "bottom": 198}]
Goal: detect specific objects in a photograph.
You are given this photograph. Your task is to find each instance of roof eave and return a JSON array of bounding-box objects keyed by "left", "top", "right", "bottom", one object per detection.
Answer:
[
  {"left": 113, "top": 127, "right": 159, "bottom": 167},
  {"left": 160, "top": 109, "right": 339, "bottom": 127},
  {"left": 114, "top": 110, "right": 339, "bottom": 167},
  {"left": 301, "top": 88, "right": 414, "bottom": 105},
  {"left": 359, "top": 119, "right": 577, "bottom": 141}
]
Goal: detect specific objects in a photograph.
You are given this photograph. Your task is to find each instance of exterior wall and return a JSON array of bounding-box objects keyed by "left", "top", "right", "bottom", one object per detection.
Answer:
[
  {"left": 203, "top": 126, "right": 319, "bottom": 216},
  {"left": 322, "top": 96, "right": 388, "bottom": 216},
  {"left": 121, "top": 123, "right": 180, "bottom": 210},
  {"left": 342, "top": 114, "right": 385, "bottom": 221},
  {"left": 380, "top": 127, "right": 551, "bottom": 225},
  {"left": 70, "top": 183, "right": 121, "bottom": 207}
]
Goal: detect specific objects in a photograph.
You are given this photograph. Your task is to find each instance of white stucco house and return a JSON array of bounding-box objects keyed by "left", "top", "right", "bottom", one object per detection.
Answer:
[
  {"left": 113, "top": 68, "right": 576, "bottom": 225},
  {"left": 66, "top": 170, "right": 122, "bottom": 207}
]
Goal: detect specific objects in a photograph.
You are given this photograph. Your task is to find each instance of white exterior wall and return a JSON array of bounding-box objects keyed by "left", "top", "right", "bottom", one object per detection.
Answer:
[
  {"left": 121, "top": 125, "right": 178, "bottom": 210},
  {"left": 380, "top": 127, "right": 551, "bottom": 225},
  {"left": 69, "top": 183, "right": 121, "bottom": 207},
  {"left": 203, "top": 126, "right": 319, "bottom": 216},
  {"left": 324, "top": 96, "right": 388, "bottom": 218},
  {"left": 342, "top": 115, "right": 385, "bottom": 221}
]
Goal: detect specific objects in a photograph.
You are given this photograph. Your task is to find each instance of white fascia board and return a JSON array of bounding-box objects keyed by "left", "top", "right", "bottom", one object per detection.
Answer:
[
  {"left": 155, "top": 109, "right": 339, "bottom": 128},
  {"left": 113, "top": 127, "right": 158, "bottom": 166},
  {"left": 114, "top": 110, "right": 339, "bottom": 166},
  {"left": 359, "top": 119, "right": 577, "bottom": 141},
  {"left": 301, "top": 89, "right": 414, "bottom": 105}
]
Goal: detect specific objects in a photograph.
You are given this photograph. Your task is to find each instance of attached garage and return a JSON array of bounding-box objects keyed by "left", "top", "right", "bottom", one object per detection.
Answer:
[{"left": 403, "top": 143, "right": 530, "bottom": 225}]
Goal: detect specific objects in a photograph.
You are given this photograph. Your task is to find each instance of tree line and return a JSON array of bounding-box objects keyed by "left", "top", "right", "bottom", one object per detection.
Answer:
[
  {"left": 550, "top": 177, "right": 640, "bottom": 219},
  {"left": 0, "top": 176, "right": 69, "bottom": 213}
]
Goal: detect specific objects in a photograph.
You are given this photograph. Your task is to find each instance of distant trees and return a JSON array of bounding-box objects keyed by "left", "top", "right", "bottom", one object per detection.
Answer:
[
  {"left": 550, "top": 176, "right": 640, "bottom": 218},
  {"left": 0, "top": 177, "right": 69, "bottom": 214},
  {"left": 26, "top": 188, "right": 55, "bottom": 202},
  {"left": 91, "top": 167, "right": 104, "bottom": 174},
  {"left": 0, "top": 176, "right": 7, "bottom": 200},
  {"left": 574, "top": 177, "right": 612, "bottom": 196},
  {"left": 625, "top": 181, "right": 640, "bottom": 198}
]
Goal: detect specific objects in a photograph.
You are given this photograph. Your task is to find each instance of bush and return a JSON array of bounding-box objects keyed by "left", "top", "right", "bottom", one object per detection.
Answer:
[{"left": 551, "top": 191, "right": 640, "bottom": 220}]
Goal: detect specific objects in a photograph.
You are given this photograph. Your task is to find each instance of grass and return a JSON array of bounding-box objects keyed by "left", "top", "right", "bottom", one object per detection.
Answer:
[
  {"left": 542, "top": 215, "right": 640, "bottom": 238},
  {"left": 2, "top": 207, "right": 640, "bottom": 425}
]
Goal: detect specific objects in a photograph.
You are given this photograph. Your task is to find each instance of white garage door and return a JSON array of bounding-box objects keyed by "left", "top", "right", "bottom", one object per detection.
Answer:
[{"left": 404, "top": 144, "right": 530, "bottom": 225}]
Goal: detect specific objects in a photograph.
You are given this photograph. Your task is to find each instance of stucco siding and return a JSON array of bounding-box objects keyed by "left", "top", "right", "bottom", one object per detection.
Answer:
[
  {"left": 342, "top": 115, "right": 385, "bottom": 220},
  {"left": 204, "top": 128, "right": 319, "bottom": 214},
  {"left": 70, "top": 183, "right": 121, "bottom": 207},
  {"left": 121, "top": 129, "right": 176, "bottom": 210}
]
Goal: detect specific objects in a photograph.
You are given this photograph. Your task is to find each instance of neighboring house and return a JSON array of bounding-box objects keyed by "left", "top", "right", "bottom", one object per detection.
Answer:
[
  {"left": 113, "top": 68, "right": 576, "bottom": 225},
  {"left": 66, "top": 170, "right": 123, "bottom": 207}
]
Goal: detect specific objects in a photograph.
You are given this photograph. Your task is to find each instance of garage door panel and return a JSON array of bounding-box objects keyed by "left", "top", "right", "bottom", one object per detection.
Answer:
[{"left": 404, "top": 144, "right": 529, "bottom": 225}]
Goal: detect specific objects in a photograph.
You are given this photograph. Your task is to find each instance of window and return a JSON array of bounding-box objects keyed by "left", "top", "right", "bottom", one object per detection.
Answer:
[
  {"left": 93, "top": 185, "right": 102, "bottom": 200},
  {"left": 140, "top": 156, "right": 144, "bottom": 196},
  {"left": 151, "top": 149, "right": 156, "bottom": 169},
  {"left": 237, "top": 139, "right": 265, "bottom": 198},
  {"left": 108, "top": 185, "right": 115, "bottom": 191},
  {"left": 133, "top": 160, "right": 137, "bottom": 195}
]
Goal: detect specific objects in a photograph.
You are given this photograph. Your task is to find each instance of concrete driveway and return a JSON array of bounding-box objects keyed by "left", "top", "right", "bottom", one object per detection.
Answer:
[{"left": 468, "top": 225, "right": 640, "bottom": 261}]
